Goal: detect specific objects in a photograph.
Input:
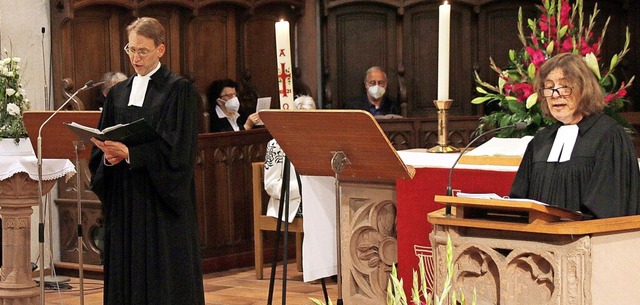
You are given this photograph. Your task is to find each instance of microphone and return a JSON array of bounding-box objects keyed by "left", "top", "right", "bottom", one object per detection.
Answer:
[
  {"left": 68, "top": 81, "right": 105, "bottom": 109},
  {"left": 41, "top": 27, "right": 50, "bottom": 110},
  {"left": 444, "top": 121, "right": 528, "bottom": 215}
]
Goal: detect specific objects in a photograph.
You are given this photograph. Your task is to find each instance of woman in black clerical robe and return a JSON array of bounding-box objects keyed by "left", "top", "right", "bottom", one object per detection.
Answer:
[{"left": 510, "top": 53, "right": 640, "bottom": 219}]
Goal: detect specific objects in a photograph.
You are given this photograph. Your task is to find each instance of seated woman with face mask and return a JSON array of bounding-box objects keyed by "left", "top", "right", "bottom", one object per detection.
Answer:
[{"left": 207, "top": 78, "right": 261, "bottom": 132}]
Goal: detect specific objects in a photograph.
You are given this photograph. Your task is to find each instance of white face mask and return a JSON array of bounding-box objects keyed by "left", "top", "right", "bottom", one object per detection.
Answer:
[
  {"left": 224, "top": 96, "right": 240, "bottom": 113},
  {"left": 368, "top": 85, "right": 386, "bottom": 100}
]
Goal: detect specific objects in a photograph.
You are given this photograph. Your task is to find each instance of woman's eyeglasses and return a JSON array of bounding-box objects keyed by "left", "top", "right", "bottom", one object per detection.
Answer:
[{"left": 541, "top": 86, "right": 572, "bottom": 97}]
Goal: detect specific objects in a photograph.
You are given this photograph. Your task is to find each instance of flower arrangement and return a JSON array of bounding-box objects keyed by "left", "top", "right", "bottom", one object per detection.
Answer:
[
  {"left": 0, "top": 48, "right": 30, "bottom": 144},
  {"left": 472, "top": 0, "right": 634, "bottom": 137}
]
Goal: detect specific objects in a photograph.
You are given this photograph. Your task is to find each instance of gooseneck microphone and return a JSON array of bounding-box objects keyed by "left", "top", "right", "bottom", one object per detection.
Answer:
[{"left": 445, "top": 121, "right": 528, "bottom": 215}]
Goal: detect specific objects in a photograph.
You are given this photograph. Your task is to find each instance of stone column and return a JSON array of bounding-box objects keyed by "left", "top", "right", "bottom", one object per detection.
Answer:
[{"left": 0, "top": 172, "right": 56, "bottom": 305}]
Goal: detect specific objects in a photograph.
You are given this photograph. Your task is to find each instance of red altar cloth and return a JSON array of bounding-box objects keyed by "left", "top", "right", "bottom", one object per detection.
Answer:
[{"left": 396, "top": 167, "right": 516, "bottom": 295}]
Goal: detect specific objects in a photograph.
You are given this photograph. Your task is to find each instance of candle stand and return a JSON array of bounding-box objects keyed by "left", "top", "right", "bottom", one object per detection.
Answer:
[{"left": 427, "top": 99, "right": 459, "bottom": 153}]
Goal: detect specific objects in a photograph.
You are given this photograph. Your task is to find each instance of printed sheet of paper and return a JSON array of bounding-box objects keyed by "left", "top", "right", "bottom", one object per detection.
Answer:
[{"left": 255, "top": 97, "right": 271, "bottom": 126}]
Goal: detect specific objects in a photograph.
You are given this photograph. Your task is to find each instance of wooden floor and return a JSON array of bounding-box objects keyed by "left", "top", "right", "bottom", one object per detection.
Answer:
[{"left": 43, "top": 263, "right": 337, "bottom": 305}]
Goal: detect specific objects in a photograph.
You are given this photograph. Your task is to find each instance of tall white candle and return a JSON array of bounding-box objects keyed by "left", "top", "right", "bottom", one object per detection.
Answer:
[
  {"left": 275, "top": 20, "right": 294, "bottom": 110},
  {"left": 437, "top": 1, "right": 451, "bottom": 101}
]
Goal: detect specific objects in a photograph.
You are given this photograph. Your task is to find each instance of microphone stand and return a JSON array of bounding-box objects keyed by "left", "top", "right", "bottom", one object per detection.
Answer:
[
  {"left": 445, "top": 122, "right": 527, "bottom": 215},
  {"left": 37, "top": 80, "right": 100, "bottom": 305},
  {"left": 38, "top": 24, "right": 71, "bottom": 290}
]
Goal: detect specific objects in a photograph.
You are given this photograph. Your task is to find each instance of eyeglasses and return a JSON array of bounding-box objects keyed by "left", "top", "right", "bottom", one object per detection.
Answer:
[
  {"left": 219, "top": 93, "right": 236, "bottom": 99},
  {"left": 541, "top": 86, "right": 573, "bottom": 97},
  {"left": 124, "top": 43, "right": 154, "bottom": 58},
  {"left": 366, "top": 80, "right": 387, "bottom": 86}
]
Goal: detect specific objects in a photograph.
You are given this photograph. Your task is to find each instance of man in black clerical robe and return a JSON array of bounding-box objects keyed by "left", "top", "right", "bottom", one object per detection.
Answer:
[{"left": 89, "top": 17, "right": 204, "bottom": 305}]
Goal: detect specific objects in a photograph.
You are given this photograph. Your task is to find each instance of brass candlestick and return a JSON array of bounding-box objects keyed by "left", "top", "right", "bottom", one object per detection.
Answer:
[{"left": 427, "top": 99, "right": 459, "bottom": 153}]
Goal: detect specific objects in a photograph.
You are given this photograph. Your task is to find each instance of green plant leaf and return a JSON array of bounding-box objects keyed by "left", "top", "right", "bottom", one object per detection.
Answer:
[
  {"left": 476, "top": 86, "right": 488, "bottom": 94},
  {"left": 471, "top": 96, "right": 493, "bottom": 104}
]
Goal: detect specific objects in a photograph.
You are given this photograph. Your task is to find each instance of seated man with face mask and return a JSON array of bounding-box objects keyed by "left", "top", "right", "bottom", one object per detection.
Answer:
[
  {"left": 344, "top": 66, "right": 400, "bottom": 116},
  {"left": 207, "top": 78, "right": 261, "bottom": 132}
]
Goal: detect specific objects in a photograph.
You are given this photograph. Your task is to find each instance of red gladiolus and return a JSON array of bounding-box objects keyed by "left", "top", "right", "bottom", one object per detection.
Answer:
[
  {"left": 512, "top": 83, "right": 535, "bottom": 102},
  {"left": 560, "top": 37, "right": 574, "bottom": 53},
  {"left": 605, "top": 87, "right": 627, "bottom": 104},
  {"left": 526, "top": 47, "right": 546, "bottom": 68},
  {"left": 531, "top": 33, "right": 539, "bottom": 48},
  {"left": 559, "top": 0, "right": 572, "bottom": 27}
]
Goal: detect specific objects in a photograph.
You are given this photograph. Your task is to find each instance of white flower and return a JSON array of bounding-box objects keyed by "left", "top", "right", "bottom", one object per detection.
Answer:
[
  {"left": 5, "top": 88, "right": 16, "bottom": 96},
  {"left": 6, "top": 103, "right": 21, "bottom": 116},
  {"left": 11, "top": 57, "right": 21, "bottom": 63},
  {"left": 3, "top": 70, "right": 14, "bottom": 77}
]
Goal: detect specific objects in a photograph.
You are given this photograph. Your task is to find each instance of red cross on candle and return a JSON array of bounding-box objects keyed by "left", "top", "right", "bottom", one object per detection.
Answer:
[{"left": 278, "top": 62, "right": 292, "bottom": 97}]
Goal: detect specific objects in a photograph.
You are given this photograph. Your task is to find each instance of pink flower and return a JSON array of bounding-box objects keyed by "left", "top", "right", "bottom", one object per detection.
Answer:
[
  {"left": 579, "top": 35, "right": 600, "bottom": 56},
  {"left": 531, "top": 33, "right": 539, "bottom": 48},
  {"left": 560, "top": 37, "right": 574, "bottom": 53},
  {"left": 512, "top": 83, "right": 535, "bottom": 102},
  {"left": 559, "top": 0, "right": 572, "bottom": 27},
  {"left": 526, "top": 47, "right": 546, "bottom": 68},
  {"left": 605, "top": 86, "right": 627, "bottom": 104}
]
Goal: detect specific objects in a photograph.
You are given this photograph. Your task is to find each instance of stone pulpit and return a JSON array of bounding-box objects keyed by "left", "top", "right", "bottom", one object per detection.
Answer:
[{"left": 429, "top": 195, "right": 640, "bottom": 305}]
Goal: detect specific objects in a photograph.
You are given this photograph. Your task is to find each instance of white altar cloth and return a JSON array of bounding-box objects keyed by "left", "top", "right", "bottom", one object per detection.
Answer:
[{"left": 0, "top": 155, "right": 75, "bottom": 181}]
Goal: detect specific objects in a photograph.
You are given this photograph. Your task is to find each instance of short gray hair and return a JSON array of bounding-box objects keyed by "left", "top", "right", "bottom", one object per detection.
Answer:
[{"left": 293, "top": 95, "right": 316, "bottom": 110}]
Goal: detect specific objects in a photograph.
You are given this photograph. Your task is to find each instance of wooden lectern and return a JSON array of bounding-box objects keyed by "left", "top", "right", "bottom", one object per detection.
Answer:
[
  {"left": 23, "top": 111, "right": 101, "bottom": 160},
  {"left": 429, "top": 195, "right": 640, "bottom": 305},
  {"left": 260, "top": 110, "right": 414, "bottom": 304}
]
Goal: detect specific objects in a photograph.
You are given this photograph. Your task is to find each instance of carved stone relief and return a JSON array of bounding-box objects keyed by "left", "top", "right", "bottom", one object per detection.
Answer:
[
  {"left": 340, "top": 182, "right": 397, "bottom": 304},
  {"left": 431, "top": 227, "right": 592, "bottom": 305}
]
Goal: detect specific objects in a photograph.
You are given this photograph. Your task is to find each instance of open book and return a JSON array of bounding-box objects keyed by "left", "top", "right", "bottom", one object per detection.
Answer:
[
  {"left": 455, "top": 192, "right": 549, "bottom": 206},
  {"left": 65, "top": 118, "right": 161, "bottom": 146}
]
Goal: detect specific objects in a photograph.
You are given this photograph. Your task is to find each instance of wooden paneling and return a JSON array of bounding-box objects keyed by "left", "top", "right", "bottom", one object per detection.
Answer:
[
  {"left": 403, "top": 3, "right": 473, "bottom": 116},
  {"left": 185, "top": 7, "right": 238, "bottom": 90},
  {"left": 194, "top": 129, "right": 272, "bottom": 271}
]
